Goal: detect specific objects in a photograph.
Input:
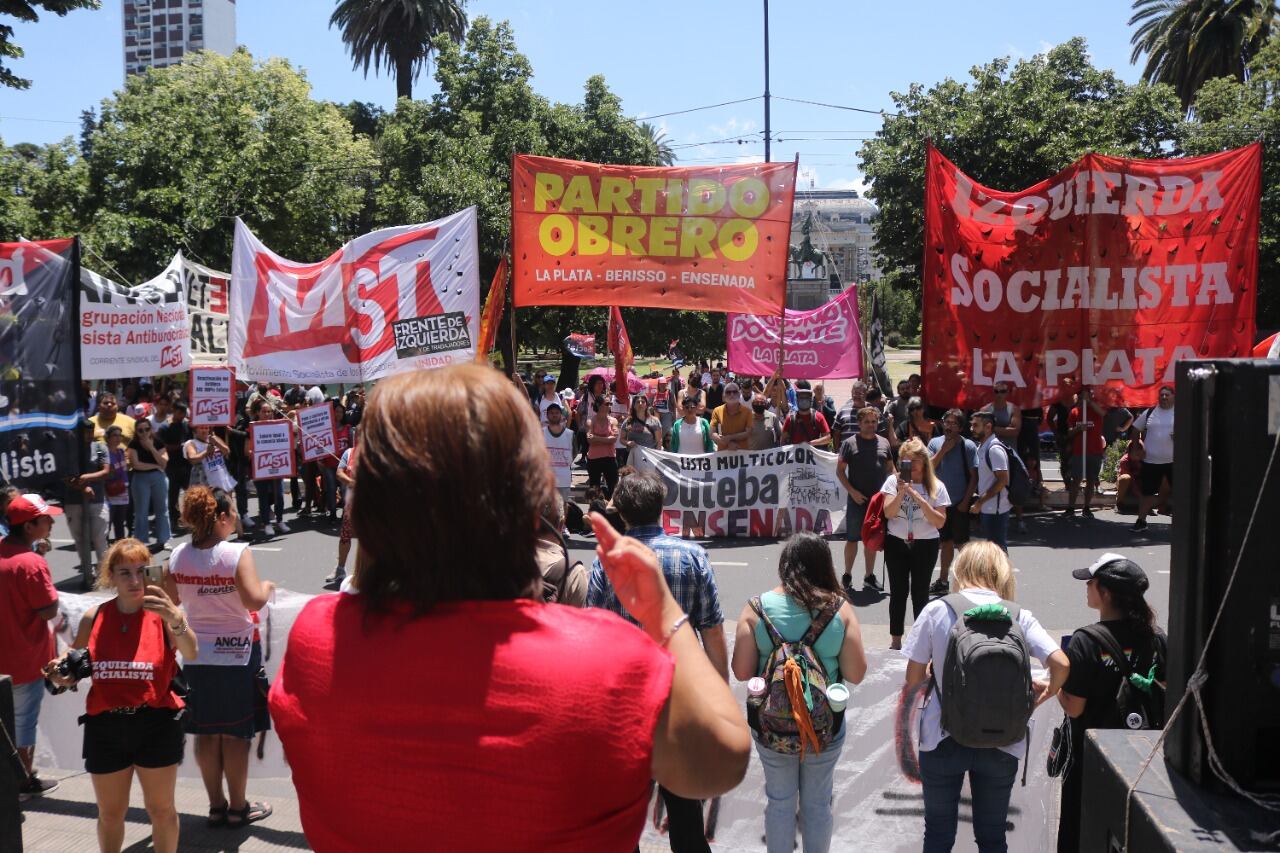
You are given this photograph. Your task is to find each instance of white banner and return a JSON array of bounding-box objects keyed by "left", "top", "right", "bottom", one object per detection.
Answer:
[
  {"left": 632, "top": 444, "right": 847, "bottom": 539},
  {"left": 79, "top": 255, "right": 190, "bottom": 379},
  {"left": 189, "top": 366, "right": 235, "bottom": 427},
  {"left": 230, "top": 208, "right": 481, "bottom": 383},
  {"left": 181, "top": 255, "right": 231, "bottom": 360},
  {"left": 296, "top": 403, "right": 337, "bottom": 463},
  {"left": 249, "top": 420, "right": 296, "bottom": 480}
]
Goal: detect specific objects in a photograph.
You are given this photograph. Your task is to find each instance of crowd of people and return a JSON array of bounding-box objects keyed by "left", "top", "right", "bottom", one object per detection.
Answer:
[{"left": 0, "top": 363, "right": 1173, "bottom": 853}]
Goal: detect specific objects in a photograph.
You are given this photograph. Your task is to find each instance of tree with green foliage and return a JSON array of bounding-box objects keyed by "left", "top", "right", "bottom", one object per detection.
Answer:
[
  {"left": 83, "top": 49, "right": 373, "bottom": 282},
  {"left": 857, "top": 39, "right": 1182, "bottom": 332},
  {"left": 0, "top": 137, "right": 87, "bottom": 241},
  {"left": 1178, "top": 35, "right": 1280, "bottom": 326},
  {"left": 1129, "top": 0, "right": 1275, "bottom": 111},
  {"left": 0, "top": 0, "right": 99, "bottom": 90},
  {"left": 330, "top": 0, "right": 467, "bottom": 101},
  {"left": 640, "top": 122, "right": 676, "bottom": 166}
]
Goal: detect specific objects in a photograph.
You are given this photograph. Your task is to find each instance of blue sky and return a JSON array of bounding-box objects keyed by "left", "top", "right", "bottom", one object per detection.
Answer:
[{"left": 0, "top": 1, "right": 1142, "bottom": 192}]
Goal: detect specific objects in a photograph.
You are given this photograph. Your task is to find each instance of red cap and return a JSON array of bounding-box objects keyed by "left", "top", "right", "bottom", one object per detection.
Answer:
[{"left": 7, "top": 494, "right": 64, "bottom": 526}]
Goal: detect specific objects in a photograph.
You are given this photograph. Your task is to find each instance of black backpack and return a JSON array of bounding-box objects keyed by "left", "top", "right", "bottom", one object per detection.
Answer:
[
  {"left": 1077, "top": 624, "right": 1166, "bottom": 730},
  {"left": 985, "top": 441, "right": 1033, "bottom": 508}
]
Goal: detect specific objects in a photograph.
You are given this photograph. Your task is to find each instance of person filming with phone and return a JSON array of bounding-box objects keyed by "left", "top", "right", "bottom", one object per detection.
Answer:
[
  {"left": 44, "top": 538, "right": 196, "bottom": 853},
  {"left": 879, "top": 438, "right": 949, "bottom": 650}
]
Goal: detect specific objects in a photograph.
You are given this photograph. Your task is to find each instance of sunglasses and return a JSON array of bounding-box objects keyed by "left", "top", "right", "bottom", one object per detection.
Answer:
[{"left": 994, "top": 389, "right": 1008, "bottom": 394}]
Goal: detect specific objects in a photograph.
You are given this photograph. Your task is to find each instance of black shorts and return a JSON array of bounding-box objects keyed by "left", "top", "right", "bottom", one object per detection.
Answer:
[
  {"left": 846, "top": 495, "right": 870, "bottom": 541},
  {"left": 82, "top": 706, "right": 185, "bottom": 775},
  {"left": 1140, "top": 462, "right": 1173, "bottom": 495},
  {"left": 938, "top": 505, "right": 971, "bottom": 544},
  {"left": 1016, "top": 422, "right": 1040, "bottom": 465}
]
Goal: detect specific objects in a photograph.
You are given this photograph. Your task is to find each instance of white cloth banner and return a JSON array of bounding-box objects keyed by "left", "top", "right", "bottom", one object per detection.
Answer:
[
  {"left": 181, "top": 255, "right": 231, "bottom": 360},
  {"left": 632, "top": 444, "right": 847, "bottom": 539},
  {"left": 79, "top": 255, "right": 190, "bottom": 379},
  {"left": 230, "top": 208, "right": 481, "bottom": 383}
]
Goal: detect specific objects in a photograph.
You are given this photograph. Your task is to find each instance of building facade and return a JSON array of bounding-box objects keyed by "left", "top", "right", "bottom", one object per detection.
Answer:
[
  {"left": 123, "top": 0, "right": 237, "bottom": 77},
  {"left": 785, "top": 188, "right": 882, "bottom": 311}
]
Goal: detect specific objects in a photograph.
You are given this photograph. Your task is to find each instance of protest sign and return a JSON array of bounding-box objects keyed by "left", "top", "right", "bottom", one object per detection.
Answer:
[
  {"left": 632, "top": 444, "right": 846, "bottom": 539},
  {"left": 923, "top": 142, "right": 1260, "bottom": 409},
  {"left": 249, "top": 420, "right": 296, "bottom": 480},
  {"left": 511, "top": 156, "right": 797, "bottom": 315},
  {"left": 182, "top": 254, "right": 230, "bottom": 360},
  {"left": 80, "top": 255, "right": 189, "bottom": 379},
  {"left": 189, "top": 366, "right": 235, "bottom": 427},
  {"left": 727, "top": 284, "right": 862, "bottom": 379},
  {"left": 296, "top": 403, "right": 337, "bottom": 463},
  {"left": 231, "top": 208, "right": 480, "bottom": 383},
  {"left": 0, "top": 239, "right": 82, "bottom": 488}
]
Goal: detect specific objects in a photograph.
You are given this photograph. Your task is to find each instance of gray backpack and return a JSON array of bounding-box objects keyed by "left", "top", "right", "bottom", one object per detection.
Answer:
[{"left": 936, "top": 593, "right": 1035, "bottom": 750}]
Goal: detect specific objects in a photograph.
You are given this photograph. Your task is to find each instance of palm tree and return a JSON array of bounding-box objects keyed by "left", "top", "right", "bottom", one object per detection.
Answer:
[
  {"left": 639, "top": 122, "right": 676, "bottom": 166},
  {"left": 1129, "top": 0, "right": 1276, "bottom": 110},
  {"left": 330, "top": 0, "right": 467, "bottom": 101}
]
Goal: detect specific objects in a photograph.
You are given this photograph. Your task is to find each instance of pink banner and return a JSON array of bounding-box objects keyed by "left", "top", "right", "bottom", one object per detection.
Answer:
[{"left": 727, "top": 286, "right": 863, "bottom": 379}]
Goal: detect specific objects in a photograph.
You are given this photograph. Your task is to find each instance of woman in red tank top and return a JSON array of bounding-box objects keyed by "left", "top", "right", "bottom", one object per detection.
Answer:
[{"left": 44, "top": 538, "right": 196, "bottom": 853}]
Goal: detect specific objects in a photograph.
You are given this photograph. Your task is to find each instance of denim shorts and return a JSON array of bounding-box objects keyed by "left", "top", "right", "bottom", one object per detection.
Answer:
[{"left": 13, "top": 678, "right": 45, "bottom": 749}]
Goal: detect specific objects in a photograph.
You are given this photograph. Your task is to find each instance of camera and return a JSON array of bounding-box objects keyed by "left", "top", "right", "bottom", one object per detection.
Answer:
[{"left": 44, "top": 647, "right": 92, "bottom": 695}]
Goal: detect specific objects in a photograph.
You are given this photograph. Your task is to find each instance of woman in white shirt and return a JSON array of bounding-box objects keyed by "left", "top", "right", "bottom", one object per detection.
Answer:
[
  {"left": 879, "top": 437, "right": 949, "bottom": 649},
  {"left": 902, "top": 542, "right": 1069, "bottom": 853}
]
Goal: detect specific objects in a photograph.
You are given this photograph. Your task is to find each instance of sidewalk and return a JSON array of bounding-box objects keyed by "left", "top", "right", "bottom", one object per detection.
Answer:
[{"left": 19, "top": 771, "right": 307, "bottom": 852}]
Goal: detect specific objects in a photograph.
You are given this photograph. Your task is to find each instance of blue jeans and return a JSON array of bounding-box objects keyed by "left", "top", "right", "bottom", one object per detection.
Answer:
[
  {"left": 919, "top": 737, "right": 1019, "bottom": 853},
  {"left": 755, "top": 725, "right": 846, "bottom": 853},
  {"left": 13, "top": 678, "right": 44, "bottom": 748},
  {"left": 979, "top": 511, "right": 1009, "bottom": 552},
  {"left": 131, "top": 469, "right": 171, "bottom": 546}
]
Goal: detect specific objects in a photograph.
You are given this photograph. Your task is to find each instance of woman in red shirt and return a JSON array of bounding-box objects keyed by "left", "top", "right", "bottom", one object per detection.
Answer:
[
  {"left": 270, "top": 363, "right": 750, "bottom": 852},
  {"left": 45, "top": 538, "right": 197, "bottom": 853}
]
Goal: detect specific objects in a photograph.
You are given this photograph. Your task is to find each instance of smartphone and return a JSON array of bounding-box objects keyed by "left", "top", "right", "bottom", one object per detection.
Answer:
[
  {"left": 899, "top": 458, "right": 913, "bottom": 479},
  {"left": 144, "top": 564, "right": 164, "bottom": 586}
]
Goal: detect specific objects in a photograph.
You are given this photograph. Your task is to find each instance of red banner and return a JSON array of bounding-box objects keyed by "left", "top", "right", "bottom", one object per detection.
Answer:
[
  {"left": 511, "top": 155, "right": 796, "bottom": 315},
  {"left": 475, "top": 257, "right": 507, "bottom": 363},
  {"left": 608, "top": 306, "right": 633, "bottom": 402},
  {"left": 922, "top": 142, "right": 1260, "bottom": 409}
]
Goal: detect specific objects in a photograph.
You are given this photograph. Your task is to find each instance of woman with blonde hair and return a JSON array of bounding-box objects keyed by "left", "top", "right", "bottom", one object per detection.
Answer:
[
  {"left": 44, "top": 539, "right": 196, "bottom": 853},
  {"left": 880, "top": 437, "right": 949, "bottom": 649},
  {"left": 902, "top": 541, "right": 1069, "bottom": 852}
]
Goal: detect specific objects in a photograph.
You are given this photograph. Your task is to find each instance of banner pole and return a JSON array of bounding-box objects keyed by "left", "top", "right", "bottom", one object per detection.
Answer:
[{"left": 506, "top": 257, "right": 517, "bottom": 379}]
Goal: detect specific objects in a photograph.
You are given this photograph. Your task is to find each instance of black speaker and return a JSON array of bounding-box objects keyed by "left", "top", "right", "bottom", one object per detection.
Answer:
[{"left": 1165, "top": 358, "right": 1280, "bottom": 791}]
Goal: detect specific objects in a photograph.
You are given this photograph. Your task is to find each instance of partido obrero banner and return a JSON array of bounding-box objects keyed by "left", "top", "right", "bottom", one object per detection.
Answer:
[
  {"left": 923, "top": 142, "right": 1260, "bottom": 409},
  {"left": 632, "top": 444, "right": 846, "bottom": 539},
  {"left": 727, "top": 284, "right": 863, "bottom": 379},
  {"left": 511, "top": 156, "right": 797, "bottom": 315},
  {"left": 230, "top": 208, "right": 481, "bottom": 383}
]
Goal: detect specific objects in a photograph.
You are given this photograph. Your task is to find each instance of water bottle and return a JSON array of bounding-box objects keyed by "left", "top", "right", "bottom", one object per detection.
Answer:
[
  {"left": 746, "top": 677, "right": 767, "bottom": 733},
  {"left": 1125, "top": 711, "right": 1145, "bottom": 730}
]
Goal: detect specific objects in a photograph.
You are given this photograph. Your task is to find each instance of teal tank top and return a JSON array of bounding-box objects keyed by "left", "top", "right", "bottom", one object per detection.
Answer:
[{"left": 752, "top": 590, "right": 845, "bottom": 682}]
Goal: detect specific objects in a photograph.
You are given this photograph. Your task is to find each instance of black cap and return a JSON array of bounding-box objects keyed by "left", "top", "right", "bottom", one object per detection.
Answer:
[{"left": 1072, "top": 552, "right": 1149, "bottom": 592}]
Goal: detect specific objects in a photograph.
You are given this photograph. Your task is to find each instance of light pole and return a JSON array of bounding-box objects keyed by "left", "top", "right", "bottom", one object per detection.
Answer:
[{"left": 763, "top": 0, "right": 771, "bottom": 162}]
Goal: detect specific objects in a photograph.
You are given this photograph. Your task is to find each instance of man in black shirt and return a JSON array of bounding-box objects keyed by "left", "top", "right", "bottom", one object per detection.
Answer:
[
  {"left": 158, "top": 401, "right": 193, "bottom": 528},
  {"left": 703, "top": 368, "right": 725, "bottom": 411}
]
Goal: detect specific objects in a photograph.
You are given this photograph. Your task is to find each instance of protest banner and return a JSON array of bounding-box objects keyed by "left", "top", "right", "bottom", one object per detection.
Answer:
[
  {"left": 80, "top": 255, "right": 190, "bottom": 379},
  {"left": 181, "top": 254, "right": 231, "bottom": 361},
  {"left": 230, "top": 208, "right": 480, "bottom": 383},
  {"left": 189, "top": 366, "right": 235, "bottom": 427},
  {"left": 923, "top": 142, "right": 1260, "bottom": 409},
  {"left": 0, "top": 239, "right": 82, "bottom": 488},
  {"left": 249, "top": 420, "right": 296, "bottom": 480},
  {"left": 727, "top": 284, "right": 862, "bottom": 379},
  {"left": 296, "top": 403, "right": 337, "bottom": 463},
  {"left": 563, "top": 333, "right": 596, "bottom": 359},
  {"left": 632, "top": 444, "right": 846, "bottom": 539},
  {"left": 511, "top": 156, "right": 797, "bottom": 315}
]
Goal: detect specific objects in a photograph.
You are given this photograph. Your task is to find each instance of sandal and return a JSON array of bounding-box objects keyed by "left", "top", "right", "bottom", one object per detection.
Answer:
[
  {"left": 207, "top": 805, "right": 228, "bottom": 827},
  {"left": 226, "top": 801, "right": 273, "bottom": 827}
]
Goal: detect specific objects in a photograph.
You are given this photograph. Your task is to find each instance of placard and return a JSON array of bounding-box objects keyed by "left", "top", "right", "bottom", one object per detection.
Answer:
[
  {"left": 249, "top": 420, "right": 296, "bottom": 480},
  {"left": 189, "top": 366, "right": 236, "bottom": 427},
  {"left": 296, "top": 404, "right": 337, "bottom": 463}
]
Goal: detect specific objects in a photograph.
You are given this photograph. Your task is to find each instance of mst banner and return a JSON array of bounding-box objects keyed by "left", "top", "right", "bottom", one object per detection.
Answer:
[
  {"left": 231, "top": 209, "right": 480, "bottom": 383},
  {"left": 727, "top": 284, "right": 862, "bottom": 379},
  {"left": 80, "top": 255, "right": 189, "bottom": 379},
  {"left": 0, "top": 239, "right": 82, "bottom": 489},
  {"left": 923, "top": 142, "right": 1260, "bottom": 409},
  {"left": 632, "top": 444, "right": 846, "bottom": 539},
  {"left": 512, "top": 156, "right": 797, "bottom": 315}
]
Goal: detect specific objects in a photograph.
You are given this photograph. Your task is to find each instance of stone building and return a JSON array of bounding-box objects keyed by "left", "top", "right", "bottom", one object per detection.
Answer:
[{"left": 785, "top": 188, "right": 881, "bottom": 311}]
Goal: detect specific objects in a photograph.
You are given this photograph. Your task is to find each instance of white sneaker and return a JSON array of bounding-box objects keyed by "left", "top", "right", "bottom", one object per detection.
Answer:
[
  {"left": 241, "top": 516, "right": 256, "bottom": 530},
  {"left": 261, "top": 524, "right": 276, "bottom": 537},
  {"left": 275, "top": 521, "right": 291, "bottom": 534}
]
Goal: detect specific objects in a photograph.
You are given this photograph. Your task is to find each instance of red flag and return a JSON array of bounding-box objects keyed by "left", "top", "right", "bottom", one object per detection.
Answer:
[
  {"left": 608, "top": 305, "right": 633, "bottom": 402},
  {"left": 475, "top": 258, "right": 508, "bottom": 363}
]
